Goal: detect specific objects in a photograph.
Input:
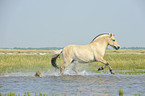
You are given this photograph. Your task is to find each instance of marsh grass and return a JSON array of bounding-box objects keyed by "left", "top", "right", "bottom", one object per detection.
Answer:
[
  {"left": 0, "top": 54, "right": 53, "bottom": 73},
  {"left": 87, "top": 50, "right": 145, "bottom": 74},
  {"left": 0, "top": 49, "right": 145, "bottom": 74},
  {"left": 104, "top": 54, "right": 145, "bottom": 70}
]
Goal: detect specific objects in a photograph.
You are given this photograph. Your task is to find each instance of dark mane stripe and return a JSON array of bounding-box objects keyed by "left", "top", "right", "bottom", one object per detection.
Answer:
[{"left": 91, "top": 33, "right": 109, "bottom": 43}]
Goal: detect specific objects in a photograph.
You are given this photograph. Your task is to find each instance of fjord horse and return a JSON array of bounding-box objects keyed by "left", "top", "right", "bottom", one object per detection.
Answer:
[{"left": 51, "top": 33, "right": 120, "bottom": 75}]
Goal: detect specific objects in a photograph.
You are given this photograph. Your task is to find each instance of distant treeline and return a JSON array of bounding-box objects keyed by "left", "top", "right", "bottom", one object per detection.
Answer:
[
  {"left": 121, "top": 47, "right": 145, "bottom": 50},
  {"left": 1, "top": 47, "right": 145, "bottom": 50}
]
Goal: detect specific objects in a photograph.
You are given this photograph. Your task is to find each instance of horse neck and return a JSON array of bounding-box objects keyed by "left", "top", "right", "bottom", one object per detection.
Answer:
[{"left": 89, "top": 36, "right": 109, "bottom": 55}]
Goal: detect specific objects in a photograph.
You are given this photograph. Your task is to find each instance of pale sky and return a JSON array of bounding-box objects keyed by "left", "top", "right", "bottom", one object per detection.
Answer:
[{"left": 0, "top": 0, "right": 145, "bottom": 48}]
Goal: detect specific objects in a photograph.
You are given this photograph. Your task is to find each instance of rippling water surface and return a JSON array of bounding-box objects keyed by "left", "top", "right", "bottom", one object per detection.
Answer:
[{"left": 0, "top": 71, "right": 145, "bottom": 96}]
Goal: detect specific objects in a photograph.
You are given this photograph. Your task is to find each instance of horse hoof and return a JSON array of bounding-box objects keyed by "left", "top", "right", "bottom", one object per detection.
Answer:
[
  {"left": 111, "top": 72, "right": 115, "bottom": 74},
  {"left": 98, "top": 67, "right": 104, "bottom": 71}
]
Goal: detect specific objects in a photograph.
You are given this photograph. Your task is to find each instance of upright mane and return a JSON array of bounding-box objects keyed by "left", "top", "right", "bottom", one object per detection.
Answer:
[{"left": 91, "top": 33, "right": 109, "bottom": 43}]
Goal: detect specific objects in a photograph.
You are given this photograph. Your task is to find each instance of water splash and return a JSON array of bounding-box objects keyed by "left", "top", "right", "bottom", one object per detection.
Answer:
[{"left": 1, "top": 68, "right": 144, "bottom": 77}]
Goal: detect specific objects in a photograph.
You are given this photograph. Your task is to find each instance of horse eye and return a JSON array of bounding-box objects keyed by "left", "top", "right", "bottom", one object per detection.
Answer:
[{"left": 112, "top": 40, "right": 115, "bottom": 41}]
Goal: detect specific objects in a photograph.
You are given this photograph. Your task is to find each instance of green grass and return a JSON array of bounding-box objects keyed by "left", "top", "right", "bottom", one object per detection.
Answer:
[
  {"left": 0, "top": 54, "right": 53, "bottom": 73},
  {"left": 105, "top": 54, "right": 145, "bottom": 70},
  {"left": 0, "top": 49, "right": 145, "bottom": 74}
]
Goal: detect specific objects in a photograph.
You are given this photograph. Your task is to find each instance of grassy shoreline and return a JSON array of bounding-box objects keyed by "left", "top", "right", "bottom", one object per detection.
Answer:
[
  {"left": 0, "top": 89, "right": 141, "bottom": 96},
  {"left": 0, "top": 49, "right": 145, "bottom": 75}
]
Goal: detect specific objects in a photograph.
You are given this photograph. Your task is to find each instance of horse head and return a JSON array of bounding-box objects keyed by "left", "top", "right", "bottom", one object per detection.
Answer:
[{"left": 108, "top": 33, "right": 120, "bottom": 50}]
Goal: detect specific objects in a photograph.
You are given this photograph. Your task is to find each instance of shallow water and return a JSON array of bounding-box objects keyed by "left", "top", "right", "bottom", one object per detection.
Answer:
[{"left": 0, "top": 71, "right": 145, "bottom": 96}]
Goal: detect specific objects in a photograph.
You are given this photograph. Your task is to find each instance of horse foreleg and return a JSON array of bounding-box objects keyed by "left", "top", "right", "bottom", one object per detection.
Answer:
[
  {"left": 107, "top": 64, "right": 114, "bottom": 74},
  {"left": 97, "top": 58, "right": 107, "bottom": 71},
  {"left": 98, "top": 64, "right": 106, "bottom": 71},
  {"left": 97, "top": 58, "right": 114, "bottom": 74}
]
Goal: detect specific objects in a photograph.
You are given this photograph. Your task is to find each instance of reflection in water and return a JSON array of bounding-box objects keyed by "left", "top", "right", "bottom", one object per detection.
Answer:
[{"left": 0, "top": 72, "right": 145, "bottom": 96}]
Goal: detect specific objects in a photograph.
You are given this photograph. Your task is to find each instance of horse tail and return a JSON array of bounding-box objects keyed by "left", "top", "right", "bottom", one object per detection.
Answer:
[{"left": 51, "top": 50, "right": 62, "bottom": 69}]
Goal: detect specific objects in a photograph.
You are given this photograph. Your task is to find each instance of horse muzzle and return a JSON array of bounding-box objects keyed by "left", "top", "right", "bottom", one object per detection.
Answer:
[{"left": 114, "top": 45, "right": 120, "bottom": 50}]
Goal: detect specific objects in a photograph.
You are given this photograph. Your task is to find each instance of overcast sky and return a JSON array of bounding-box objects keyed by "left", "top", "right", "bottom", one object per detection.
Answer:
[{"left": 0, "top": 0, "right": 145, "bottom": 48}]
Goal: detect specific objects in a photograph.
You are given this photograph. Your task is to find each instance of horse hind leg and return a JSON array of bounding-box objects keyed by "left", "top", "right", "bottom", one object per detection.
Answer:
[
  {"left": 60, "top": 63, "right": 68, "bottom": 75},
  {"left": 72, "top": 60, "right": 78, "bottom": 74},
  {"left": 60, "top": 60, "right": 72, "bottom": 75}
]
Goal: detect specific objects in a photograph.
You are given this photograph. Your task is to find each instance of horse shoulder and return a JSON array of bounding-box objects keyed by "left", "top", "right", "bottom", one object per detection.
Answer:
[{"left": 89, "top": 44, "right": 105, "bottom": 61}]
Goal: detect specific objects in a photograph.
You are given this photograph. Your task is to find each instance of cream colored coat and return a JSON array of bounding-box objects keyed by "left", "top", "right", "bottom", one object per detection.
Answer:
[{"left": 51, "top": 33, "right": 120, "bottom": 74}]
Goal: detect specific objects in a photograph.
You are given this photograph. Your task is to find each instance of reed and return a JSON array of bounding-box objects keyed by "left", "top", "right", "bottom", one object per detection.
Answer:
[{"left": 119, "top": 88, "right": 123, "bottom": 96}]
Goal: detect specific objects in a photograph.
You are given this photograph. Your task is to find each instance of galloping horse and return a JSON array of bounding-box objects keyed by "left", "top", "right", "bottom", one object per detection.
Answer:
[{"left": 51, "top": 33, "right": 120, "bottom": 75}]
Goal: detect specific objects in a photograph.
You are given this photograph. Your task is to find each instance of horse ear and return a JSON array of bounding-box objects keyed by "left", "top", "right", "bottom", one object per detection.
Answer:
[{"left": 109, "top": 33, "right": 113, "bottom": 37}]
